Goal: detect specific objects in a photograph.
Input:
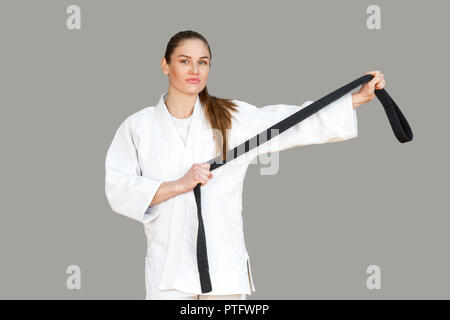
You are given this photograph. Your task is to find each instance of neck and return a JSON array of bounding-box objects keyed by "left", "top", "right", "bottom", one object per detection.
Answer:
[{"left": 165, "top": 89, "right": 197, "bottom": 119}]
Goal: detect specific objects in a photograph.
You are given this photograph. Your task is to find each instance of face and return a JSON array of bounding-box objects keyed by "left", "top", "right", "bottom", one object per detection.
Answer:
[{"left": 162, "top": 39, "right": 211, "bottom": 96}]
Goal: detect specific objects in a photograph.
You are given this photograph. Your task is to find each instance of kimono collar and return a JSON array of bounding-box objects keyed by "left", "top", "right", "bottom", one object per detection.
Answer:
[{"left": 154, "top": 92, "right": 212, "bottom": 165}]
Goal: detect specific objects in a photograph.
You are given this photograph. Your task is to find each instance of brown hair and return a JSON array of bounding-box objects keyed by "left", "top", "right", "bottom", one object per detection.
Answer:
[{"left": 164, "top": 30, "right": 238, "bottom": 161}]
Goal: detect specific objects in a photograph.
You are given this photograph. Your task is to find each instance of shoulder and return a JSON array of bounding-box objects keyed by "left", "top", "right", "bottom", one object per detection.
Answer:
[
  {"left": 127, "top": 106, "right": 156, "bottom": 125},
  {"left": 229, "top": 99, "right": 259, "bottom": 119},
  {"left": 230, "top": 98, "right": 257, "bottom": 109},
  {"left": 227, "top": 99, "right": 264, "bottom": 136},
  {"left": 112, "top": 106, "right": 156, "bottom": 137},
  {"left": 115, "top": 105, "right": 157, "bottom": 132}
]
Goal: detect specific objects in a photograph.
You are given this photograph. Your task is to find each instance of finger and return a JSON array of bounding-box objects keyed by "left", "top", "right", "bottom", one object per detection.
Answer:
[
  {"left": 367, "top": 79, "right": 377, "bottom": 90},
  {"left": 375, "top": 82, "right": 385, "bottom": 90},
  {"left": 194, "top": 170, "right": 208, "bottom": 180},
  {"left": 375, "top": 79, "right": 386, "bottom": 89},
  {"left": 376, "top": 78, "right": 385, "bottom": 86},
  {"left": 365, "top": 70, "right": 381, "bottom": 78},
  {"left": 197, "top": 173, "right": 210, "bottom": 186},
  {"left": 369, "top": 72, "right": 382, "bottom": 86},
  {"left": 199, "top": 167, "right": 212, "bottom": 176},
  {"left": 201, "top": 171, "right": 213, "bottom": 179},
  {"left": 201, "top": 174, "right": 213, "bottom": 186},
  {"left": 201, "top": 162, "right": 211, "bottom": 170},
  {"left": 194, "top": 166, "right": 210, "bottom": 177},
  {"left": 195, "top": 164, "right": 211, "bottom": 175},
  {"left": 202, "top": 171, "right": 213, "bottom": 180}
]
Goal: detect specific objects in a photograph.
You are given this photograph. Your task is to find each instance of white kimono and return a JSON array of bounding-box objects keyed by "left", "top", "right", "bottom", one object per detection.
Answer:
[{"left": 104, "top": 91, "right": 358, "bottom": 299}]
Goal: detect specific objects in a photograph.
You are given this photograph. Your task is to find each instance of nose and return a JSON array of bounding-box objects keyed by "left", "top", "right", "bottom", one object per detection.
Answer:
[{"left": 190, "top": 63, "right": 199, "bottom": 75}]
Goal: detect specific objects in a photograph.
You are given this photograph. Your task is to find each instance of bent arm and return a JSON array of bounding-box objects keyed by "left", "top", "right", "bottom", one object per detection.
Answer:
[{"left": 105, "top": 117, "right": 164, "bottom": 224}]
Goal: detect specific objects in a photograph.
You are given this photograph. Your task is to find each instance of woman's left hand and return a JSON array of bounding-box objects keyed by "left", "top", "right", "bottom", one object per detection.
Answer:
[{"left": 352, "top": 70, "right": 386, "bottom": 109}]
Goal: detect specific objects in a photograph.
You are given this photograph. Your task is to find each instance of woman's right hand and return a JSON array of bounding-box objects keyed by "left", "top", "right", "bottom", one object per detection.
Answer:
[{"left": 177, "top": 163, "right": 213, "bottom": 192}]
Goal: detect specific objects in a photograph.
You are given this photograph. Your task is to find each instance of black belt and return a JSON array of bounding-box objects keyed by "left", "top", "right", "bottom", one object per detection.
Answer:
[{"left": 193, "top": 74, "right": 413, "bottom": 293}]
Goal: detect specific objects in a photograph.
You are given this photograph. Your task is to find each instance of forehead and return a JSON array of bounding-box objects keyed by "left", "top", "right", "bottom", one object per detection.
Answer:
[{"left": 174, "top": 39, "right": 210, "bottom": 58}]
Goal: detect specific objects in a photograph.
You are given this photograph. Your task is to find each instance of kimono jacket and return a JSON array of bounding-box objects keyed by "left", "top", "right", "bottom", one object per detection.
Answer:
[{"left": 104, "top": 91, "right": 358, "bottom": 299}]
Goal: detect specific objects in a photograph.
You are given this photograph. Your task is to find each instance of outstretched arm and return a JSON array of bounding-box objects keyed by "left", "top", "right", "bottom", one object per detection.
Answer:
[
  {"left": 243, "top": 70, "right": 386, "bottom": 155},
  {"left": 245, "top": 92, "right": 358, "bottom": 155}
]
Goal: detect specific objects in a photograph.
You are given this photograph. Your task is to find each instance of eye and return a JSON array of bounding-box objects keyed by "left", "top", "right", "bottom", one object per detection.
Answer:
[{"left": 180, "top": 59, "right": 208, "bottom": 65}]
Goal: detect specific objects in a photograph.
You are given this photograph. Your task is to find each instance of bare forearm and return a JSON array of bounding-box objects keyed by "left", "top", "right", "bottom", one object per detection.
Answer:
[
  {"left": 148, "top": 162, "right": 213, "bottom": 207},
  {"left": 352, "top": 93, "right": 367, "bottom": 110},
  {"left": 149, "top": 180, "right": 185, "bottom": 207}
]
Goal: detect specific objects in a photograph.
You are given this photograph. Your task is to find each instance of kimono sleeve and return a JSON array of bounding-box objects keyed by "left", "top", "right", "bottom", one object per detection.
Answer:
[
  {"left": 105, "top": 116, "right": 163, "bottom": 224},
  {"left": 250, "top": 92, "right": 358, "bottom": 155}
]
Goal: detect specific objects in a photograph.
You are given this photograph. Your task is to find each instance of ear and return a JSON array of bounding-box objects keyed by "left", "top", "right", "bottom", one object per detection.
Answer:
[{"left": 161, "top": 58, "right": 169, "bottom": 75}]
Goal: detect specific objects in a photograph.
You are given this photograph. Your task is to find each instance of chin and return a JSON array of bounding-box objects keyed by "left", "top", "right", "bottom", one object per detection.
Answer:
[{"left": 183, "top": 85, "right": 204, "bottom": 95}]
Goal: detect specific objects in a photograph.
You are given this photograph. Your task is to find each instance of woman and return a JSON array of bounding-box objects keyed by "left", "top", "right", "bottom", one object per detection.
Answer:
[{"left": 104, "top": 30, "right": 385, "bottom": 300}]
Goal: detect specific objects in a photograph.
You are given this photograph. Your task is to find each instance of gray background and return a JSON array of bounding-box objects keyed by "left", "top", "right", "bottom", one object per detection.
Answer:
[{"left": 0, "top": 0, "right": 448, "bottom": 299}]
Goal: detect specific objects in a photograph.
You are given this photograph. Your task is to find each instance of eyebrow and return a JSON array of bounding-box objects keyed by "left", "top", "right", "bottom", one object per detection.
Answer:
[{"left": 177, "top": 55, "right": 210, "bottom": 59}]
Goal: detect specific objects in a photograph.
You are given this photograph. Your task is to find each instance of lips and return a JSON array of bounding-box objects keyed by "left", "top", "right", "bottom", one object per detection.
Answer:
[{"left": 186, "top": 78, "right": 200, "bottom": 83}]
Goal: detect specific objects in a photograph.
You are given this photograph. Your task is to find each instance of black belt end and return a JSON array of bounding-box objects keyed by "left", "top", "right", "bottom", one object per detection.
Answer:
[{"left": 199, "top": 270, "right": 212, "bottom": 293}]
